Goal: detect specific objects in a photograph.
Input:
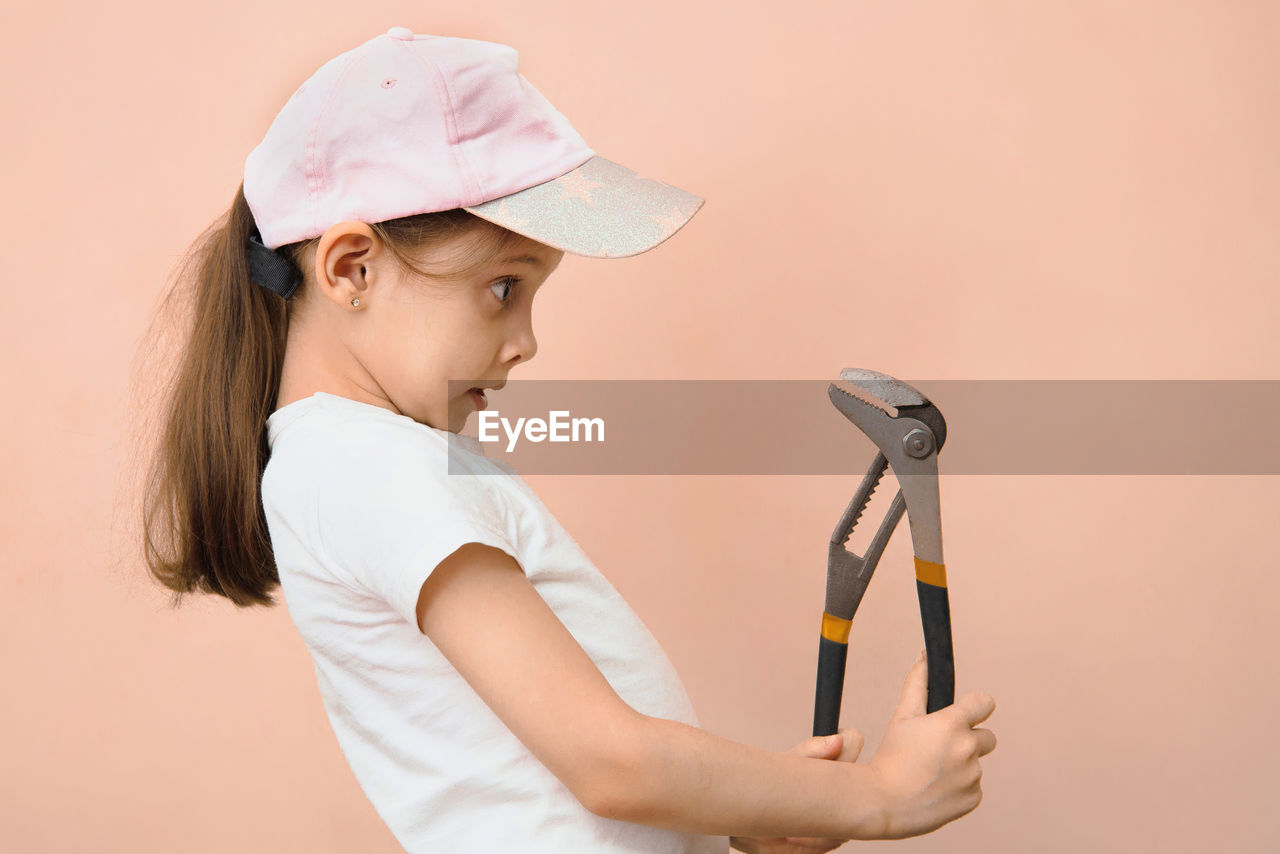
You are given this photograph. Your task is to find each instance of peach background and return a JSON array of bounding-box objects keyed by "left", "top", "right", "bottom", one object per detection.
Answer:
[{"left": 2, "top": 1, "right": 1277, "bottom": 851}]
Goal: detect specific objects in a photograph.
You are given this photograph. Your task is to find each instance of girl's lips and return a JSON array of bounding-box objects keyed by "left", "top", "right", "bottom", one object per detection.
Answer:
[{"left": 468, "top": 388, "right": 488, "bottom": 410}]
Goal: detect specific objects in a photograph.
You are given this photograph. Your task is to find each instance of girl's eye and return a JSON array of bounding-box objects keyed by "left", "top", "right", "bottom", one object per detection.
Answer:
[{"left": 490, "top": 276, "right": 521, "bottom": 305}]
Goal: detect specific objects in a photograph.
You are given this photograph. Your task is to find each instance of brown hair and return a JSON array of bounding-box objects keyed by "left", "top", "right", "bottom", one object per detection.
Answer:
[{"left": 133, "top": 182, "right": 536, "bottom": 609}]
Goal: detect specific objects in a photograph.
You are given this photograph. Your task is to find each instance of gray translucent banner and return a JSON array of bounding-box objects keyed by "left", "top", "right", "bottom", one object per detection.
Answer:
[{"left": 445, "top": 380, "right": 1280, "bottom": 475}]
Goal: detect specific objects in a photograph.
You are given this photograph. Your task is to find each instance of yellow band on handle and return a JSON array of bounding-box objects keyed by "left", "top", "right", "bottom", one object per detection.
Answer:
[
  {"left": 914, "top": 556, "right": 947, "bottom": 588},
  {"left": 821, "top": 612, "right": 852, "bottom": 644}
]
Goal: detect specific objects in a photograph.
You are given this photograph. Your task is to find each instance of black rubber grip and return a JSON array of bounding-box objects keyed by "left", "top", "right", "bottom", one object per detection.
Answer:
[
  {"left": 917, "top": 579, "right": 956, "bottom": 714},
  {"left": 813, "top": 635, "right": 849, "bottom": 737}
]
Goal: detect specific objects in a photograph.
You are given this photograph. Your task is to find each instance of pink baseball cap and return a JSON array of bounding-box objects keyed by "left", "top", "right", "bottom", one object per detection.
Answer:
[{"left": 243, "top": 26, "right": 704, "bottom": 259}]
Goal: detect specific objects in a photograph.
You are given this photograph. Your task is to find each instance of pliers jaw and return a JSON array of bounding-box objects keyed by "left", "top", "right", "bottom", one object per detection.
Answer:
[{"left": 828, "top": 369, "right": 947, "bottom": 463}]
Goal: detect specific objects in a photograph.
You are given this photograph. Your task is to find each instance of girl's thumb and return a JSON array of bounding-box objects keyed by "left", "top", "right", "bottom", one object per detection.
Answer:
[
  {"left": 793, "top": 729, "right": 865, "bottom": 762},
  {"left": 838, "top": 727, "right": 866, "bottom": 761},
  {"left": 792, "top": 733, "right": 843, "bottom": 758}
]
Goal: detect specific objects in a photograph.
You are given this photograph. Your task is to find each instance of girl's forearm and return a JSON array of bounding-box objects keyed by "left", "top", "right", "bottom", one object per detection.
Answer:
[{"left": 596, "top": 714, "right": 887, "bottom": 840}]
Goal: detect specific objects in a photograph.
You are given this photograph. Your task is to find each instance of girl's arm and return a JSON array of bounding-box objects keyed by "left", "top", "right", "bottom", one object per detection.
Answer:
[{"left": 415, "top": 542, "right": 889, "bottom": 840}]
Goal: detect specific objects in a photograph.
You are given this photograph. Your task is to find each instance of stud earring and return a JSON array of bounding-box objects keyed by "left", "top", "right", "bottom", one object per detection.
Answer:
[{"left": 351, "top": 298, "right": 360, "bottom": 307}]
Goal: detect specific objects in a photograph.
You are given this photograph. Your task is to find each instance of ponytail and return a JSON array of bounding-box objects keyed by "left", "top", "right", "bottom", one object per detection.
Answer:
[
  {"left": 139, "top": 183, "right": 288, "bottom": 607},
  {"left": 135, "top": 183, "right": 540, "bottom": 609}
]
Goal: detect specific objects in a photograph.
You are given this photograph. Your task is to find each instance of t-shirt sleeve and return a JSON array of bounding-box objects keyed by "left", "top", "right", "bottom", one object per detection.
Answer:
[{"left": 315, "top": 423, "right": 521, "bottom": 630}]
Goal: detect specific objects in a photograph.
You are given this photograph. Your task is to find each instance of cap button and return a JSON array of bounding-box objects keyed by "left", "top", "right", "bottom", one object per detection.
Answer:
[{"left": 386, "top": 26, "right": 414, "bottom": 40}]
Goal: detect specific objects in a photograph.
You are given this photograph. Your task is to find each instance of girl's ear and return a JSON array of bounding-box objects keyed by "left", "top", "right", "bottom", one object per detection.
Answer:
[{"left": 314, "top": 223, "right": 380, "bottom": 305}]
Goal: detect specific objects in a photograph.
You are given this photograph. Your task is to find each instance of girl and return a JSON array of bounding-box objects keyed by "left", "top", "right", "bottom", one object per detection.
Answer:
[{"left": 141, "top": 26, "right": 996, "bottom": 854}]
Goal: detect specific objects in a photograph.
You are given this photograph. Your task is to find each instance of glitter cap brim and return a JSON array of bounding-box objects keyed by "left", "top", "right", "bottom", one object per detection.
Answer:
[{"left": 462, "top": 155, "right": 704, "bottom": 258}]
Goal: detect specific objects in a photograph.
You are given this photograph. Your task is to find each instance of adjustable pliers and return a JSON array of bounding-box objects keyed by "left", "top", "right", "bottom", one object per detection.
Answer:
[{"left": 813, "top": 368, "right": 955, "bottom": 736}]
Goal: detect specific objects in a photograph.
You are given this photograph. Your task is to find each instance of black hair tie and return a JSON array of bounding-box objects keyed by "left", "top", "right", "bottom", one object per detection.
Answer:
[{"left": 247, "top": 226, "right": 302, "bottom": 300}]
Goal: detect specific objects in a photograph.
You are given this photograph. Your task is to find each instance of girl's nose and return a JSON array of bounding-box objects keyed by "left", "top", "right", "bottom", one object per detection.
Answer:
[{"left": 508, "top": 322, "right": 537, "bottom": 365}]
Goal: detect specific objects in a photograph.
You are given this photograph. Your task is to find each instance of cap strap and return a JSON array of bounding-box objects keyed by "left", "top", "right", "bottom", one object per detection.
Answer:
[{"left": 247, "top": 226, "right": 302, "bottom": 300}]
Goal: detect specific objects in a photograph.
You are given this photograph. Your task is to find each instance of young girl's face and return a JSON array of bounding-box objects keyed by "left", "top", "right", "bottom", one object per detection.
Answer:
[
  {"left": 391, "top": 230, "right": 564, "bottom": 433},
  {"left": 306, "top": 223, "right": 563, "bottom": 433}
]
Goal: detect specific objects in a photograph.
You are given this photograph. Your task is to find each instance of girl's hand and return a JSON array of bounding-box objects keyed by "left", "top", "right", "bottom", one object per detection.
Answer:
[
  {"left": 865, "top": 652, "right": 996, "bottom": 839},
  {"left": 728, "top": 728, "right": 865, "bottom": 853}
]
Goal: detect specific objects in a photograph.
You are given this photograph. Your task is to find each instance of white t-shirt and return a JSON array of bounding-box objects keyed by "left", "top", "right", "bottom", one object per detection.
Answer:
[{"left": 262, "top": 392, "right": 729, "bottom": 853}]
